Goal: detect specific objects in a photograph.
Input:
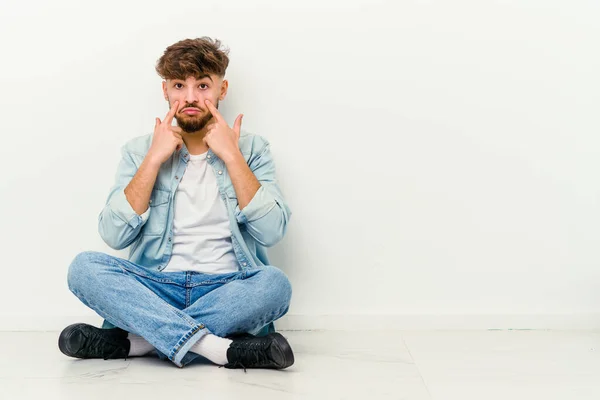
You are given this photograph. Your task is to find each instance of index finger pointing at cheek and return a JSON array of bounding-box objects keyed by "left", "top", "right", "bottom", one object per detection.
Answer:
[
  {"left": 204, "top": 99, "right": 223, "bottom": 122},
  {"left": 165, "top": 100, "right": 179, "bottom": 124}
]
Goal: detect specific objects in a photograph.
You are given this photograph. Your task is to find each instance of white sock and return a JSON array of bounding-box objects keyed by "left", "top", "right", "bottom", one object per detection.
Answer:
[
  {"left": 127, "top": 333, "right": 155, "bottom": 357},
  {"left": 189, "top": 334, "right": 233, "bottom": 365}
]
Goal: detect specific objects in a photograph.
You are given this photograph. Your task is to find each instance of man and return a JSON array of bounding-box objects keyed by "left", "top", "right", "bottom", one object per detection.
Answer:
[{"left": 58, "top": 37, "right": 294, "bottom": 371}]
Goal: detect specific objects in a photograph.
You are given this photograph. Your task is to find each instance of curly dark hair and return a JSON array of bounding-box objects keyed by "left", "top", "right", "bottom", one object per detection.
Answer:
[{"left": 155, "top": 37, "right": 230, "bottom": 80}]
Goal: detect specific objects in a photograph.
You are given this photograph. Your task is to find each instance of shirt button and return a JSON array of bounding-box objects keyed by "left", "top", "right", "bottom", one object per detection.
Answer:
[
  {"left": 218, "top": 171, "right": 223, "bottom": 175},
  {"left": 242, "top": 262, "right": 247, "bottom": 266},
  {"left": 149, "top": 200, "right": 153, "bottom": 204},
  {"left": 207, "top": 155, "right": 211, "bottom": 159},
  {"left": 175, "top": 176, "right": 179, "bottom": 179}
]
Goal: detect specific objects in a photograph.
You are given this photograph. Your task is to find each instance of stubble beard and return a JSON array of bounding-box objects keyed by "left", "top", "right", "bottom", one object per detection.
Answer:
[{"left": 172, "top": 100, "right": 219, "bottom": 134}]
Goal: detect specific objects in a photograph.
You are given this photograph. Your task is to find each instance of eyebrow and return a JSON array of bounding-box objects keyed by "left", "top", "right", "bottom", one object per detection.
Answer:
[{"left": 172, "top": 75, "right": 213, "bottom": 84}]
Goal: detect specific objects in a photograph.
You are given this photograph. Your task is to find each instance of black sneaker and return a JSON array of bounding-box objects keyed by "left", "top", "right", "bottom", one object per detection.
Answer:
[
  {"left": 225, "top": 332, "right": 256, "bottom": 340},
  {"left": 58, "top": 323, "right": 131, "bottom": 360},
  {"left": 224, "top": 332, "right": 294, "bottom": 371}
]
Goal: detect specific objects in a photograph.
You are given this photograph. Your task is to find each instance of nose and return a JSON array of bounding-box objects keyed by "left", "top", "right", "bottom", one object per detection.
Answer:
[{"left": 185, "top": 86, "right": 200, "bottom": 105}]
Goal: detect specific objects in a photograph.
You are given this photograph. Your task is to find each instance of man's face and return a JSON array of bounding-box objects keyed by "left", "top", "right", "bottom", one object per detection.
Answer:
[{"left": 162, "top": 74, "right": 227, "bottom": 134}]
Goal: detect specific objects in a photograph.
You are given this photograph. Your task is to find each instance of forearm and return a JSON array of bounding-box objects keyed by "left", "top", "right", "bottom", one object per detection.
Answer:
[
  {"left": 224, "top": 151, "right": 261, "bottom": 210},
  {"left": 124, "top": 156, "right": 162, "bottom": 215},
  {"left": 225, "top": 139, "right": 292, "bottom": 247}
]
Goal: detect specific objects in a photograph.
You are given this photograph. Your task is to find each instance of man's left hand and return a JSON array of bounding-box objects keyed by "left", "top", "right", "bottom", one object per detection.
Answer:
[{"left": 203, "top": 99, "right": 243, "bottom": 163}]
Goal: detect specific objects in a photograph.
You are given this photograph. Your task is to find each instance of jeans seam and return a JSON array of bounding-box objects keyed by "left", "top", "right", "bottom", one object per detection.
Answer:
[
  {"left": 70, "top": 287, "right": 133, "bottom": 333},
  {"left": 70, "top": 263, "right": 200, "bottom": 343},
  {"left": 189, "top": 271, "right": 246, "bottom": 287},
  {"left": 107, "top": 263, "right": 195, "bottom": 325},
  {"left": 94, "top": 252, "right": 178, "bottom": 285},
  {"left": 71, "top": 286, "right": 206, "bottom": 366},
  {"left": 170, "top": 324, "right": 207, "bottom": 365}
]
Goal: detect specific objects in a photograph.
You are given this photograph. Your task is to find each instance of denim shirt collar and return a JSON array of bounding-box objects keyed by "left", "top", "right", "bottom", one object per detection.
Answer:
[{"left": 177, "top": 141, "right": 218, "bottom": 164}]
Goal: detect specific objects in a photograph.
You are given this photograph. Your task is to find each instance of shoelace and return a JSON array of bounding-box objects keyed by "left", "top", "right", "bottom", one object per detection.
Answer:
[
  {"left": 75, "top": 332, "right": 128, "bottom": 361},
  {"left": 225, "top": 360, "right": 248, "bottom": 373},
  {"left": 227, "top": 340, "right": 272, "bottom": 372}
]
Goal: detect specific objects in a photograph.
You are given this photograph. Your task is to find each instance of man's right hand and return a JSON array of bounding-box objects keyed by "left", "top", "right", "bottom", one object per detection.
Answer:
[{"left": 147, "top": 100, "right": 184, "bottom": 166}]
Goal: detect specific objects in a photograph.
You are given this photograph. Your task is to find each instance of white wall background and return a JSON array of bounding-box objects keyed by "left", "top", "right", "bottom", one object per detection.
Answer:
[{"left": 1, "top": 0, "right": 599, "bottom": 330}]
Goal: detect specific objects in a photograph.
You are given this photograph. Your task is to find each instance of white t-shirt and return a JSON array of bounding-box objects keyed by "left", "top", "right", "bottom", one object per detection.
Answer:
[{"left": 162, "top": 151, "right": 239, "bottom": 274}]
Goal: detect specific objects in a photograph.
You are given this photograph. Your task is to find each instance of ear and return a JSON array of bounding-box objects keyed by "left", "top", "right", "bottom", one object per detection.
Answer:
[
  {"left": 162, "top": 80, "right": 168, "bottom": 101},
  {"left": 219, "top": 79, "right": 228, "bottom": 100}
]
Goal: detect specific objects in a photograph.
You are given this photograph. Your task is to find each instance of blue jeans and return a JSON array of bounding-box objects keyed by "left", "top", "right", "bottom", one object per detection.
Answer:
[{"left": 66, "top": 251, "right": 292, "bottom": 368}]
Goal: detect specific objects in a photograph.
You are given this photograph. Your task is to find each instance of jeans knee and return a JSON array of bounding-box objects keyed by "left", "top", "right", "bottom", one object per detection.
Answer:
[
  {"left": 67, "top": 251, "right": 101, "bottom": 293},
  {"left": 261, "top": 265, "right": 292, "bottom": 306}
]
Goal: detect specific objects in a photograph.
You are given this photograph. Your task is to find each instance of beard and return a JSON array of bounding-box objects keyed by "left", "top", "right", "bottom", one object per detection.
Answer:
[{"left": 172, "top": 100, "right": 219, "bottom": 134}]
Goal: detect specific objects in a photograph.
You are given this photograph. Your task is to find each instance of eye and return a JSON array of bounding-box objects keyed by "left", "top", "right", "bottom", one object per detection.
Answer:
[
  {"left": 174, "top": 83, "right": 183, "bottom": 89},
  {"left": 199, "top": 83, "right": 209, "bottom": 89}
]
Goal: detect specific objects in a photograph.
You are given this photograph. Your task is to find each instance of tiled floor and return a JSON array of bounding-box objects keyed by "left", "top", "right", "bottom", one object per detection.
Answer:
[{"left": 1, "top": 330, "right": 599, "bottom": 399}]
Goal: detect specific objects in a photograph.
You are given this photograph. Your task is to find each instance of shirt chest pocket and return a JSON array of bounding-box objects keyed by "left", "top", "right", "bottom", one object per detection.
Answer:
[{"left": 143, "top": 188, "right": 171, "bottom": 236}]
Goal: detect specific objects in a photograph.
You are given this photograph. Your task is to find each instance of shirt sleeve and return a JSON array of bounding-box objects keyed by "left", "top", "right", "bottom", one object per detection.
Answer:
[
  {"left": 98, "top": 146, "right": 151, "bottom": 250},
  {"left": 233, "top": 140, "right": 292, "bottom": 247}
]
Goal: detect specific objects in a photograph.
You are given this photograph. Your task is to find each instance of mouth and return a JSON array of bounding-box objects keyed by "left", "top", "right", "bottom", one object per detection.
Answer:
[{"left": 182, "top": 108, "right": 201, "bottom": 115}]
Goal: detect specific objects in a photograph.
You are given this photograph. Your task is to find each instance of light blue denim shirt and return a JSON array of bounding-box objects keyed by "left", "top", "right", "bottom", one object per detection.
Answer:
[{"left": 97, "top": 130, "right": 292, "bottom": 272}]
